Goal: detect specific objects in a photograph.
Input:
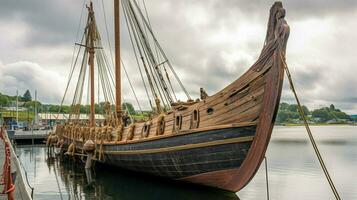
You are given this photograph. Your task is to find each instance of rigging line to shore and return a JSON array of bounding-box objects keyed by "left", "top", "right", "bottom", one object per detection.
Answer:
[
  {"left": 13, "top": 146, "right": 34, "bottom": 198},
  {"left": 282, "top": 54, "right": 341, "bottom": 200},
  {"left": 264, "top": 156, "right": 270, "bottom": 200}
]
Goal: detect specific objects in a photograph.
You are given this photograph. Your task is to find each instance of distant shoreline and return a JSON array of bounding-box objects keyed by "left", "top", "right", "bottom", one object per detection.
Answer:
[{"left": 276, "top": 123, "right": 356, "bottom": 127}]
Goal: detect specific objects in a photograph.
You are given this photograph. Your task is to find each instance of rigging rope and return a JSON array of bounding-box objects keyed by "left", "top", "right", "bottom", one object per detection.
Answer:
[
  {"left": 131, "top": 0, "right": 191, "bottom": 100},
  {"left": 59, "top": 0, "right": 193, "bottom": 124},
  {"left": 122, "top": 0, "right": 161, "bottom": 109},
  {"left": 126, "top": 0, "right": 170, "bottom": 108},
  {"left": 282, "top": 54, "right": 341, "bottom": 200},
  {"left": 57, "top": 0, "right": 87, "bottom": 121},
  {"left": 122, "top": 0, "right": 192, "bottom": 112},
  {"left": 129, "top": 0, "right": 173, "bottom": 106},
  {"left": 139, "top": 0, "right": 178, "bottom": 102},
  {"left": 123, "top": 8, "right": 154, "bottom": 110},
  {"left": 101, "top": 0, "right": 144, "bottom": 114},
  {"left": 121, "top": 59, "right": 143, "bottom": 113},
  {"left": 130, "top": 0, "right": 173, "bottom": 106},
  {"left": 140, "top": 0, "right": 160, "bottom": 67}
]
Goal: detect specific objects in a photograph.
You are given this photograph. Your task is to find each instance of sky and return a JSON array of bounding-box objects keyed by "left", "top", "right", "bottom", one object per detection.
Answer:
[{"left": 0, "top": 0, "right": 356, "bottom": 114}]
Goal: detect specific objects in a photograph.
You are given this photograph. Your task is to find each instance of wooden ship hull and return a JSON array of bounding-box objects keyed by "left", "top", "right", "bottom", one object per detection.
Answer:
[{"left": 54, "top": 1, "right": 290, "bottom": 192}]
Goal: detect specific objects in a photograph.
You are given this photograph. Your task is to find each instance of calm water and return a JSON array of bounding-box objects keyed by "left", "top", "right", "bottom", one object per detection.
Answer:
[{"left": 15, "top": 126, "right": 357, "bottom": 200}]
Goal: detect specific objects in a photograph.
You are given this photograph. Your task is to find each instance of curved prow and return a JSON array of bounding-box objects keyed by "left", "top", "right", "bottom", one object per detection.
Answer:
[
  {"left": 233, "top": 1, "right": 290, "bottom": 191},
  {"left": 265, "top": 1, "right": 290, "bottom": 54},
  {"left": 182, "top": 2, "right": 290, "bottom": 192}
]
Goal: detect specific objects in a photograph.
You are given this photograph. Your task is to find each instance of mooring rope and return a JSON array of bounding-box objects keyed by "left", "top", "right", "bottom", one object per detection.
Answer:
[
  {"left": 16, "top": 155, "right": 34, "bottom": 198},
  {"left": 264, "top": 156, "right": 270, "bottom": 200},
  {"left": 282, "top": 54, "right": 341, "bottom": 200}
]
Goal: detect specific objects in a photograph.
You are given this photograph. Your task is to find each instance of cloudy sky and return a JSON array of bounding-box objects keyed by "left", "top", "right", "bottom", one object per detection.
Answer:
[{"left": 0, "top": 0, "right": 356, "bottom": 114}]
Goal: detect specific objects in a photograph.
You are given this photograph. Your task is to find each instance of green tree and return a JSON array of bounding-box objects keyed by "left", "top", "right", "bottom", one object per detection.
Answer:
[
  {"left": 23, "top": 101, "right": 42, "bottom": 112},
  {"left": 22, "top": 90, "right": 32, "bottom": 102},
  {"left": 279, "top": 102, "right": 289, "bottom": 110},
  {"left": 288, "top": 104, "right": 298, "bottom": 113},
  {"left": 0, "top": 94, "right": 9, "bottom": 106},
  {"left": 330, "top": 104, "right": 335, "bottom": 111},
  {"left": 312, "top": 108, "right": 333, "bottom": 122},
  {"left": 301, "top": 105, "right": 310, "bottom": 116},
  {"left": 122, "top": 102, "right": 135, "bottom": 115},
  {"left": 277, "top": 110, "right": 290, "bottom": 123},
  {"left": 333, "top": 111, "right": 350, "bottom": 120}
]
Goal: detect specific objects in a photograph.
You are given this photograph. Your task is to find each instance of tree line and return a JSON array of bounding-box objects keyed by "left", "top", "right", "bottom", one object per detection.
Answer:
[
  {"left": 277, "top": 102, "right": 352, "bottom": 124},
  {"left": 0, "top": 91, "right": 353, "bottom": 124},
  {"left": 0, "top": 90, "right": 137, "bottom": 115}
]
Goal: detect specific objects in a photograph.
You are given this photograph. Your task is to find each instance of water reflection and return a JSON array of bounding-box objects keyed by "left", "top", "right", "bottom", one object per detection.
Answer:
[
  {"left": 15, "top": 126, "right": 357, "bottom": 200},
  {"left": 238, "top": 126, "right": 357, "bottom": 200},
  {"left": 17, "top": 146, "right": 239, "bottom": 200}
]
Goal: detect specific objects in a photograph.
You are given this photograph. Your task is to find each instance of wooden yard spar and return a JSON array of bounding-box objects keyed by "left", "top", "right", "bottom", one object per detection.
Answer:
[{"left": 54, "top": 1, "right": 290, "bottom": 192}]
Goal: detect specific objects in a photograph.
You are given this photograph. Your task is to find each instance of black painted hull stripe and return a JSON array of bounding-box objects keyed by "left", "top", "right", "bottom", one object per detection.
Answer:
[{"left": 103, "top": 136, "right": 254, "bottom": 155}]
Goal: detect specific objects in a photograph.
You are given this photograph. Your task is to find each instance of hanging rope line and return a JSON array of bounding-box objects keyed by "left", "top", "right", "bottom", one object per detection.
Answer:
[
  {"left": 121, "top": 59, "right": 143, "bottom": 113},
  {"left": 282, "top": 55, "right": 341, "bottom": 200},
  {"left": 57, "top": 1, "right": 86, "bottom": 119},
  {"left": 264, "top": 156, "right": 270, "bottom": 200}
]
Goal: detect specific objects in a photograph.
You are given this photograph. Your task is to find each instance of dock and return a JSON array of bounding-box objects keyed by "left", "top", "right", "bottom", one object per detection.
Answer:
[
  {"left": 0, "top": 128, "right": 32, "bottom": 200},
  {"left": 8, "top": 130, "right": 49, "bottom": 145}
]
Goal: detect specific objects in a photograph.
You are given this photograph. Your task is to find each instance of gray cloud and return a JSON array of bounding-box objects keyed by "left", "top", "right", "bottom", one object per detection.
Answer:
[
  {"left": 0, "top": 60, "right": 64, "bottom": 102},
  {"left": 0, "top": 0, "right": 84, "bottom": 47},
  {"left": 0, "top": 0, "right": 356, "bottom": 113}
]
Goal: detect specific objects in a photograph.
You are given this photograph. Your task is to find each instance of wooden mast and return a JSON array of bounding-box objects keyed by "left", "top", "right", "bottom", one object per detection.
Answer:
[
  {"left": 114, "top": 0, "right": 122, "bottom": 123},
  {"left": 88, "top": 2, "right": 95, "bottom": 127}
]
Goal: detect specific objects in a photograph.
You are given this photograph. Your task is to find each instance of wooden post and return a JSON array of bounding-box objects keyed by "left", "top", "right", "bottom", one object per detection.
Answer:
[
  {"left": 88, "top": 2, "right": 96, "bottom": 127},
  {"left": 16, "top": 90, "right": 18, "bottom": 125},
  {"left": 114, "top": 0, "right": 122, "bottom": 123}
]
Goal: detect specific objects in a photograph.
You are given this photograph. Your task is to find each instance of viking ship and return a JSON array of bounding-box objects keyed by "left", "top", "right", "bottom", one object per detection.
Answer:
[{"left": 52, "top": 0, "right": 289, "bottom": 192}]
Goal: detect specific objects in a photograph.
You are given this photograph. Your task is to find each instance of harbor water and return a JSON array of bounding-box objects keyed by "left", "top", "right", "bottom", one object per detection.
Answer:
[{"left": 15, "top": 126, "right": 357, "bottom": 199}]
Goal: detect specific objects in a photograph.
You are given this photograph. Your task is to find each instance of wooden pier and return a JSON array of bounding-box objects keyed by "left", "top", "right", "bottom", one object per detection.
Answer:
[{"left": 8, "top": 130, "right": 49, "bottom": 145}]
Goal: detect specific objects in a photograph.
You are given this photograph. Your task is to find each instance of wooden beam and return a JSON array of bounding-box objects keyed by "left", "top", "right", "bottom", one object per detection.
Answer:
[
  {"left": 88, "top": 2, "right": 95, "bottom": 127},
  {"left": 114, "top": 0, "right": 122, "bottom": 122}
]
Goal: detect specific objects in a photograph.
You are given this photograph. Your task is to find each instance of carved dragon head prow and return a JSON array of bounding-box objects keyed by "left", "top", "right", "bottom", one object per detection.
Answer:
[{"left": 265, "top": 1, "right": 290, "bottom": 54}]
